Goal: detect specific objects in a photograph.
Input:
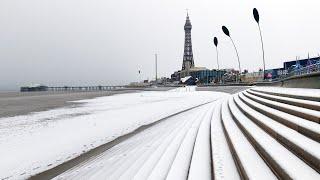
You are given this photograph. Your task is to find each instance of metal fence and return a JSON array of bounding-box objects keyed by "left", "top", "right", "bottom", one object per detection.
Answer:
[{"left": 285, "top": 62, "right": 320, "bottom": 78}]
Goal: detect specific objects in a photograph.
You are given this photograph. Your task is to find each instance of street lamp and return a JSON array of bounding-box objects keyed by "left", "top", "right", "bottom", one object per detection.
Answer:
[
  {"left": 253, "top": 8, "right": 266, "bottom": 80},
  {"left": 222, "top": 26, "right": 241, "bottom": 82},
  {"left": 213, "top": 37, "right": 220, "bottom": 83},
  {"left": 138, "top": 70, "right": 142, "bottom": 84}
]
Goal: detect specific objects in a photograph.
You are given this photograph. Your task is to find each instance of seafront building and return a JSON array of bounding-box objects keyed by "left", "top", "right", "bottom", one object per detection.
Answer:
[
  {"left": 241, "top": 56, "right": 320, "bottom": 82},
  {"left": 171, "top": 14, "right": 320, "bottom": 84},
  {"left": 262, "top": 56, "right": 319, "bottom": 80}
]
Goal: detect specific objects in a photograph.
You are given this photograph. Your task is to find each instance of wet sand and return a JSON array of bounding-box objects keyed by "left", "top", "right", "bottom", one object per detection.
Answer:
[
  {"left": 0, "top": 87, "right": 176, "bottom": 118},
  {"left": 0, "top": 86, "right": 244, "bottom": 118},
  {"left": 0, "top": 90, "right": 140, "bottom": 118}
]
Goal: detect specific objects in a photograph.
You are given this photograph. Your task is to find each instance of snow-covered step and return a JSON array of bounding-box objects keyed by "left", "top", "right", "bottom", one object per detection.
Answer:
[
  {"left": 147, "top": 105, "right": 211, "bottom": 180},
  {"left": 53, "top": 102, "right": 208, "bottom": 180},
  {"left": 210, "top": 100, "right": 240, "bottom": 180},
  {"left": 55, "top": 113, "right": 183, "bottom": 179},
  {"left": 188, "top": 104, "right": 216, "bottom": 180},
  {"left": 165, "top": 114, "right": 205, "bottom": 180},
  {"left": 240, "top": 91, "right": 320, "bottom": 142},
  {"left": 133, "top": 106, "right": 210, "bottom": 180},
  {"left": 228, "top": 97, "right": 320, "bottom": 179},
  {"left": 243, "top": 90, "right": 320, "bottom": 123},
  {"left": 251, "top": 87, "right": 320, "bottom": 102},
  {"left": 247, "top": 89, "right": 320, "bottom": 111},
  {"left": 98, "top": 120, "right": 176, "bottom": 179},
  {"left": 221, "top": 100, "right": 276, "bottom": 180},
  {"left": 118, "top": 107, "right": 203, "bottom": 180},
  {"left": 118, "top": 115, "right": 187, "bottom": 180},
  {"left": 106, "top": 117, "right": 185, "bottom": 180},
  {"left": 235, "top": 93, "right": 320, "bottom": 172}
]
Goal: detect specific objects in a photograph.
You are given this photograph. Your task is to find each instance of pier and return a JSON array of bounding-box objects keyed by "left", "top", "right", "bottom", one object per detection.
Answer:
[
  {"left": 47, "top": 86, "right": 125, "bottom": 91},
  {"left": 20, "top": 85, "right": 127, "bottom": 92}
]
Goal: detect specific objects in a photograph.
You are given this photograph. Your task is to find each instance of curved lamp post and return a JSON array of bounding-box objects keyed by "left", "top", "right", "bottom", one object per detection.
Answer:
[
  {"left": 213, "top": 37, "right": 220, "bottom": 83},
  {"left": 253, "top": 8, "right": 266, "bottom": 80},
  {"left": 138, "top": 70, "right": 142, "bottom": 83},
  {"left": 222, "top": 26, "right": 241, "bottom": 82}
]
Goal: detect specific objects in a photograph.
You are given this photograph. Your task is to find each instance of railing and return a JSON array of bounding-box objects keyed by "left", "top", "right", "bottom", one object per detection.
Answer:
[
  {"left": 285, "top": 63, "right": 320, "bottom": 79},
  {"left": 262, "top": 63, "right": 320, "bottom": 82}
]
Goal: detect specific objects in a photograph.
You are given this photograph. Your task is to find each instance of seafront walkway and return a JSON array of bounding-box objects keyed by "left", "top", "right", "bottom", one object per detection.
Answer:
[{"left": 1, "top": 87, "right": 319, "bottom": 179}]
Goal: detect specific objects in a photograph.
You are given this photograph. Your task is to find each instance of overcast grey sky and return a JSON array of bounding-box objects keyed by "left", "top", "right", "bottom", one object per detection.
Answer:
[{"left": 0, "top": 0, "right": 319, "bottom": 90}]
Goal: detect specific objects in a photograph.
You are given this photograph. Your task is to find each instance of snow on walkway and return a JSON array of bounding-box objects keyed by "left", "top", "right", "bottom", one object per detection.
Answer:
[
  {"left": 1, "top": 86, "right": 319, "bottom": 180},
  {"left": 54, "top": 102, "right": 215, "bottom": 180},
  {"left": 0, "top": 87, "right": 228, "bottom": 179}
]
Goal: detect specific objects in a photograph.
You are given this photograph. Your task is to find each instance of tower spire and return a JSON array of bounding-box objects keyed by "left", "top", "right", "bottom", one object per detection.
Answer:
[{"left": 182, "top": 12, "right": 195, "bottom": 72}]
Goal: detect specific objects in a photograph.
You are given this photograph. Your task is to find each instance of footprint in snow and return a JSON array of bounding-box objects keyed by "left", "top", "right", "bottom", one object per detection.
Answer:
[{"left": 33, "top": 166, "right": 40, "bottom": 170}]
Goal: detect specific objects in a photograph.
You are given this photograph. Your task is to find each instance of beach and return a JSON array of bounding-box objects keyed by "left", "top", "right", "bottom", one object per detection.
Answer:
[
  {"left": 0, "top": 87, "right": 177, "bottom": 118},
  {"left": 0, "top": 90, "right": 140, "bottom": 118}
]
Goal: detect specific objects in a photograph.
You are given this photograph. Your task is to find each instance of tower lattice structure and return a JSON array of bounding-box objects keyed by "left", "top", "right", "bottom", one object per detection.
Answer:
[{"left": 182, "top": 13, "right": 195, "bottom": 71}]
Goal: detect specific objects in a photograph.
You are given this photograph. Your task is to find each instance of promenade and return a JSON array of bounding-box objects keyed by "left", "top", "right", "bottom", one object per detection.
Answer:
[{"left": 0, "top": 87, "right": 319, "bottom": 179}]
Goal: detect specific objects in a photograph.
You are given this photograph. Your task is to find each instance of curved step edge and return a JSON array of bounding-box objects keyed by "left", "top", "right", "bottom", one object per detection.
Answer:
[
  {"left": 235, "top": 93, "right": 320, "bottom": 173},
  {"left": 228, "top": 97, "right": 320, "bottom": 179}
]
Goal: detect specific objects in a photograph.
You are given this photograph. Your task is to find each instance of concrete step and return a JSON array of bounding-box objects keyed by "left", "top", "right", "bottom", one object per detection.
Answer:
[
  {"left": 188, "top": 105, "right": 215, "bottom": 180},
  {"left": 240, "top": 91, "right": 320, "bottom": 142},
  {"left": 221, "top": 100, "right": 276, "bottom": 180},
  {"left": 210, "top": 100, "right": 240, "bottom": 180},
  {"left": 243, "top": 90, "right": 320, "bottom": 123},
  {"left": 247, "top": 89, "right": 320, "bottom": 111},
  {"left": 234, "top": 93, "right": 320, "bottom": 172},
  {"left": 227, "top": 97, "right": 320, "bottom": 179},
  {"left": 251, "top": 87, "right": 320, "bottom": 102}
]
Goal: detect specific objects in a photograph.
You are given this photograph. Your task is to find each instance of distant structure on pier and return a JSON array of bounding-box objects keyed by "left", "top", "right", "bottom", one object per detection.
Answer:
[{"left": 20, "top": 84, "right": 48, "bottom": 92}]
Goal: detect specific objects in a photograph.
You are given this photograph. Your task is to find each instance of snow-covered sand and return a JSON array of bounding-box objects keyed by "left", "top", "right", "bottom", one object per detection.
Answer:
[{"left": 0, "top": 87, "right": 228, "bottom": 179}]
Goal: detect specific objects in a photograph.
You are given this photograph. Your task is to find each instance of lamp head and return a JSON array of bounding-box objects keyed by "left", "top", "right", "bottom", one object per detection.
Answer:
[
  {"left": 214, "top": 37, "right": 218, "bottom": 47},
  {"left": 253, "top": 8, "right": 260, "bottom": 23},
  {"left": 222, "top": 26, "right": 230, "bottom": 37}
]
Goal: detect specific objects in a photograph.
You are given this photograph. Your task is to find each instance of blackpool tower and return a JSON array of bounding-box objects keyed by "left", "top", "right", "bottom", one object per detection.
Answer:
[{"left": 182, "top": 13, "right": 195, "bottom": 71}]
